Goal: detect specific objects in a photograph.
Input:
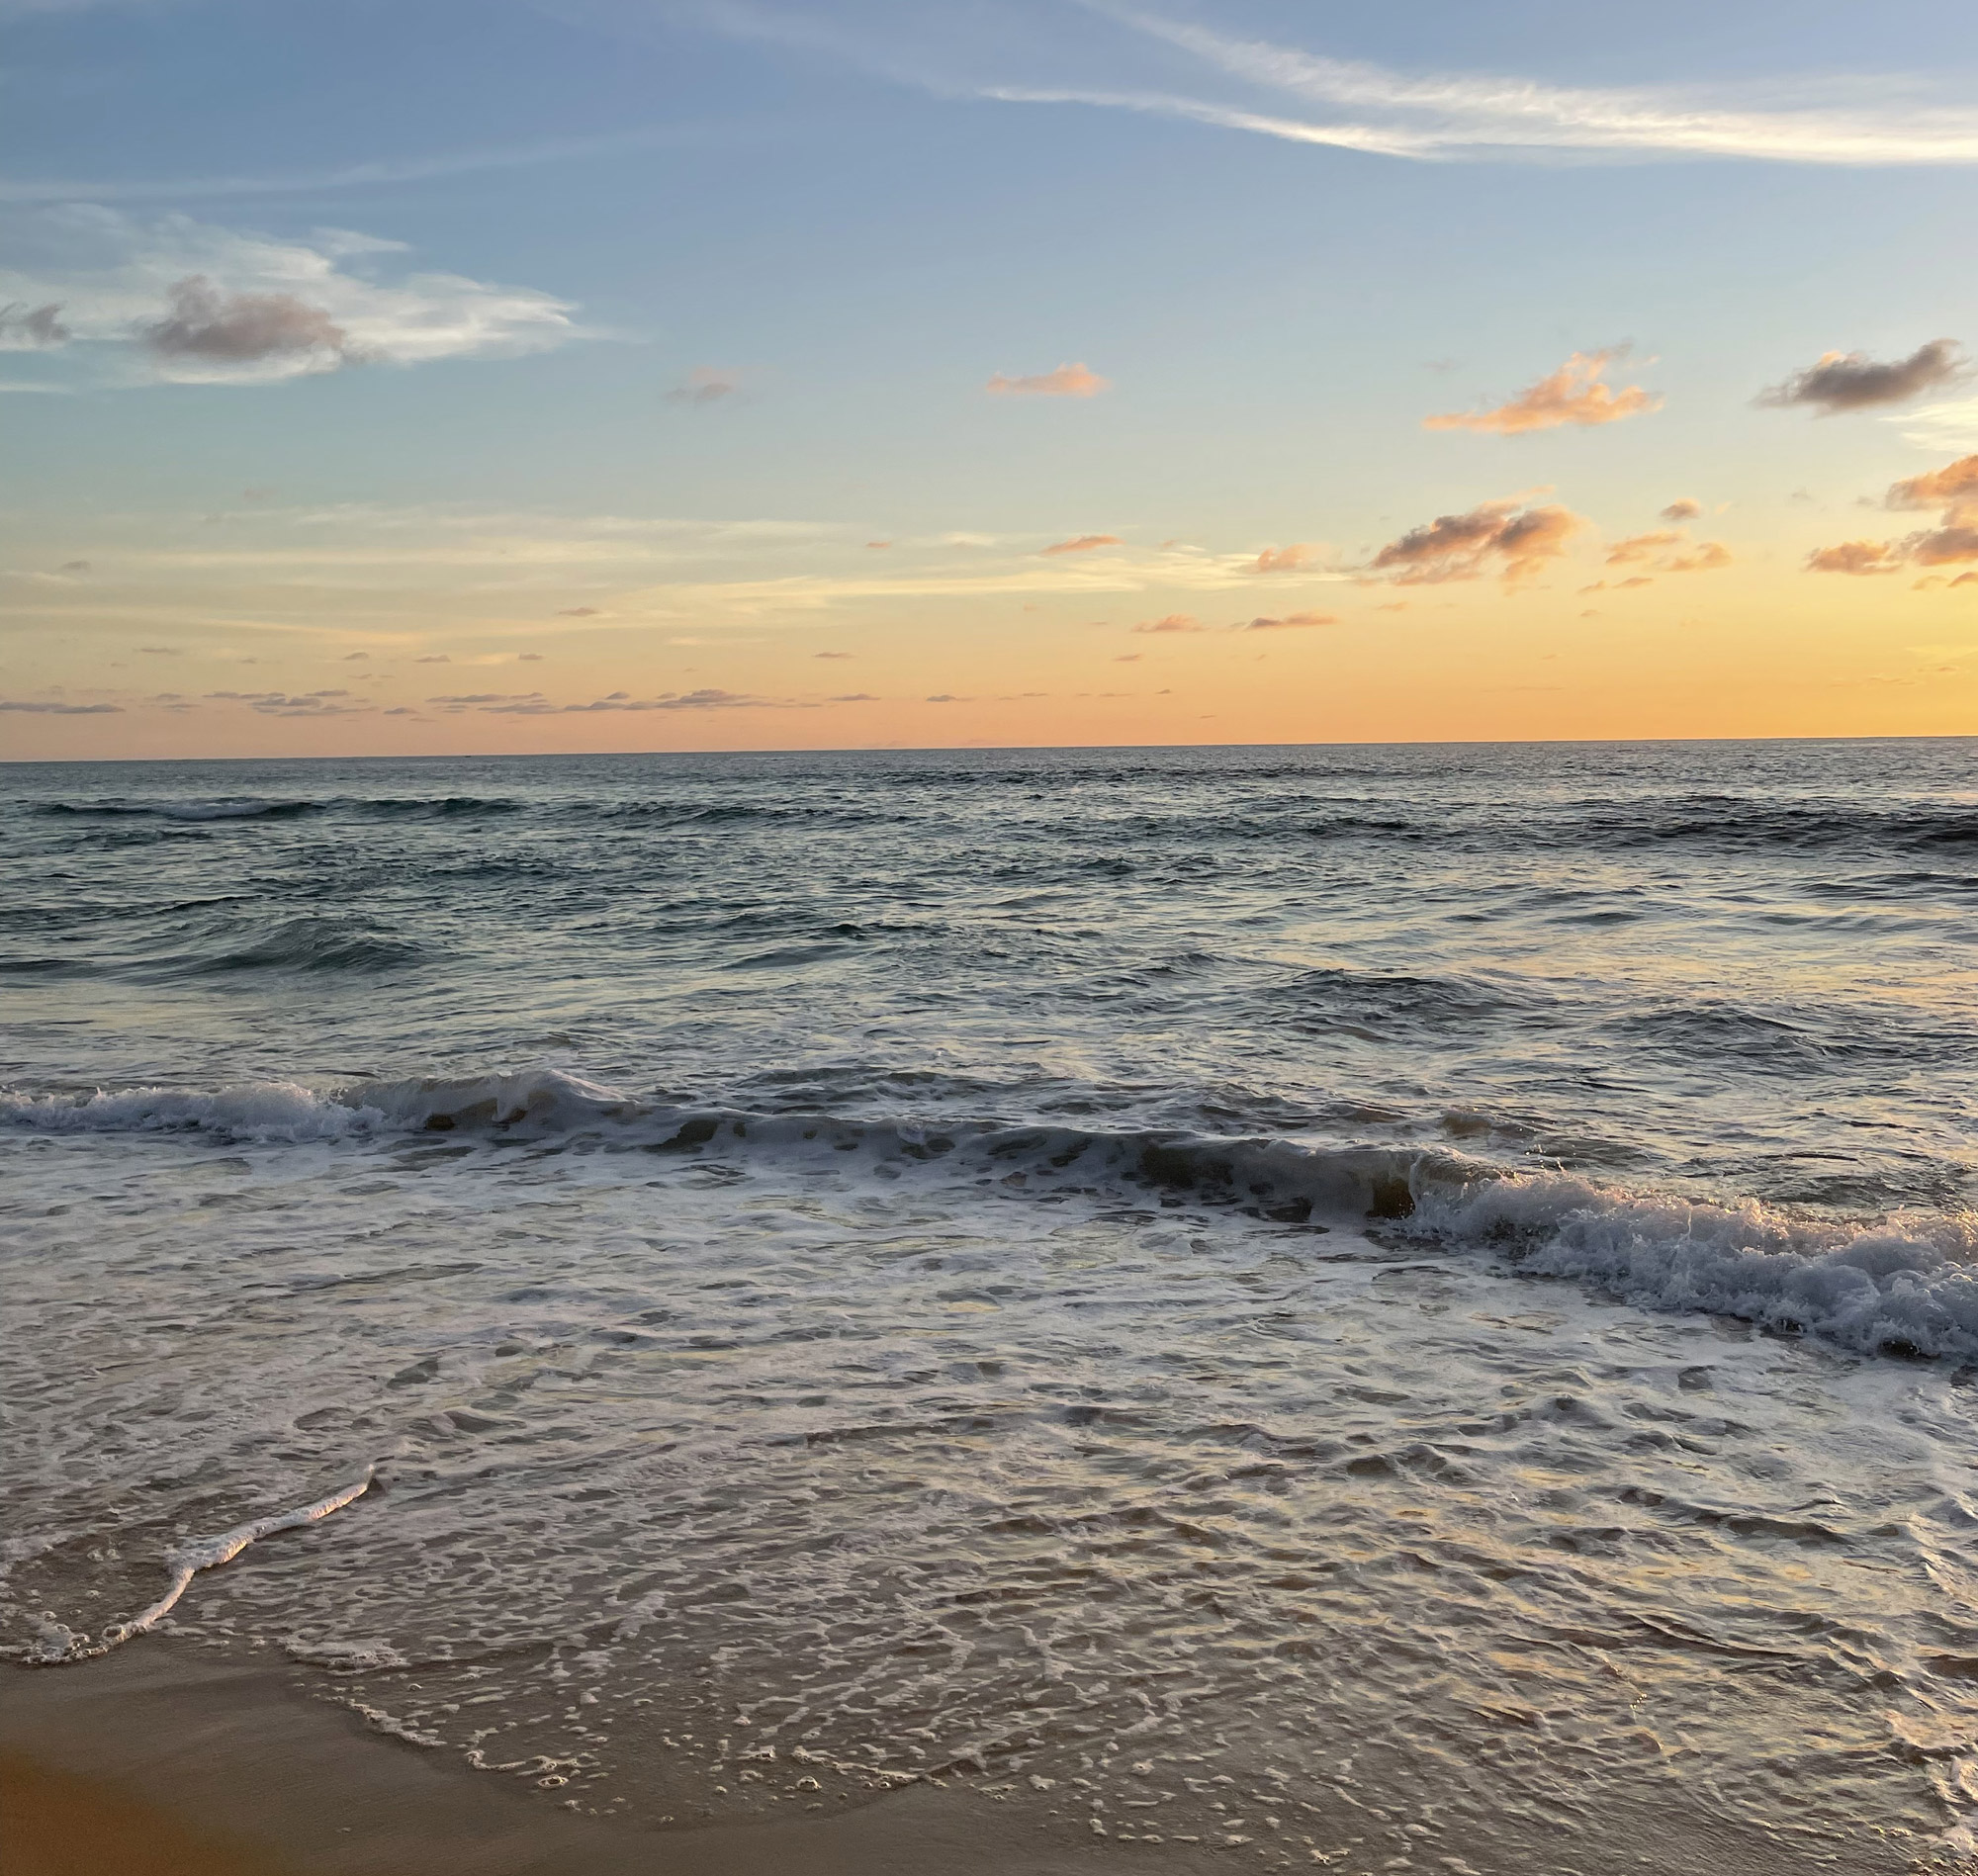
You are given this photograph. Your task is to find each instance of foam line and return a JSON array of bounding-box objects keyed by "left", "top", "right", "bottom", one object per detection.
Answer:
[
  {"left": 7, "top": 1067, "right": 1976, "bottom": 1361},
  {"left": 34, "top": 1469, "right": 375, "bottom": 1665}
]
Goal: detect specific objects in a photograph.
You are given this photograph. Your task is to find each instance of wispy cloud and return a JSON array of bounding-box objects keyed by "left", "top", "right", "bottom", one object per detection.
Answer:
[
  {"left": 204, "top": 689, "right": 375, "bottom": 717},
  {"left": 986, "top": 361, "right": 1110, "bottom": 397},
  {"left": 1899, "top": 397, "right": 1978, "bottom": 453},
  {"left": 1248, "top": 543, "right": 1321, "bottom": 574},
  {"left": 1074, "top": 8, "right": 1978, "bottom": 166},
  {"left": 681, "top": 3, "right": 1978, "bottom": 169},
  {"left": 1040, "top": 533, "right": 1123, "bottom": 556},
  {"left": 532, "top": 688, "right": 760, "bottom": 713},
  {"left": 427, "top": 691, "right": 545, "bottom": 705},
  {"left": 1425, "top": 347, "right": 1659, "bottom": 435},
  {"left": 0, "top": 697, "right": 123, "bottom": 713},
  {"left": 0, "top": 125, "right": 727, "bottom": 206}
]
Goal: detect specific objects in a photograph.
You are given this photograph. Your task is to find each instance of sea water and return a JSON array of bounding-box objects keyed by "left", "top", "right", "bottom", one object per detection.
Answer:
[{"left": 2, "top": 741, "right": 1974, "bottom": 1868}]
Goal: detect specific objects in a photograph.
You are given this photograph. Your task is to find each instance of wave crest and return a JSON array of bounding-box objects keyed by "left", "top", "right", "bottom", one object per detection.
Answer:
[
  {"left": 38, "top": 798, "right": 321, "bottom": 823},
  {"left": 5, "top": 1067, "right": 1973, "bottom": 1361}
]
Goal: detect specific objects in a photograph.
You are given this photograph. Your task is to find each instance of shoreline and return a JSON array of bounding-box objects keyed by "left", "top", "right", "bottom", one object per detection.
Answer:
[
  {"left": 1, "top": 1641, "right": 1226, "bottom": 1876},
  {"left": 0, "top": 1641, "right": 1928, "bottom": 1876}
]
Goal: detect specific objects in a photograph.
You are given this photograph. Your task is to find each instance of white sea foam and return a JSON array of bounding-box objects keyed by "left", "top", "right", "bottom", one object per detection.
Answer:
[
  {"left": 347, "top": 1067, "right": 640, "bottom": 1131},
  {"left": 6, "top": 1069, "right": 1975, "bottom": 1360},
  {"left": 7, "top": 1080, "right": 1973, "bottom": 1859},
  {"left": 283, "top": 1635, "right": 410, "bottom": 1672},
  {"left": 0, "top": 1080, "right": 387, "bottom": 1141},
  {"left": 0, "top": 1067, "right": 629, "bottom": 1142},
  {"left": 1407, "top": 1172, "right": 1978, "bottom": 1361},
  {"left": 27, "top": 1470, "right": 375, "bottom": 1666}
]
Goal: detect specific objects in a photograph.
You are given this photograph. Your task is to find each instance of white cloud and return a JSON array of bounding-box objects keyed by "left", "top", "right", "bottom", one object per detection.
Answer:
[
  {"left": 1899, "top": 398, "right": 1978, "bottom": 452},
  {"left": 0, "top": 127, "right": 720, "bottom": 207},
  {"left": 1081, "top": 8, "right": 1978, "bottom": 165},
  {"left": 0, "top": 207, "right": 583, "bottom": 386},
  {"left": 686, "top": 1, "right": 1978, "bottom": 167}
]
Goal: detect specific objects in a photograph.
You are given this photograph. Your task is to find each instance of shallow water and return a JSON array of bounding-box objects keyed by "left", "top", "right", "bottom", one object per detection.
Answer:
[{"left": 3, "top": 741, "right": 1976, "bottom": 1867}]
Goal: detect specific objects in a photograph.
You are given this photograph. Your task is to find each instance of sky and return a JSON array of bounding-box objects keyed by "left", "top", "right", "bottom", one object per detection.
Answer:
[{"left": 4, "top": 0, "right": 1978, "bottom": 759}]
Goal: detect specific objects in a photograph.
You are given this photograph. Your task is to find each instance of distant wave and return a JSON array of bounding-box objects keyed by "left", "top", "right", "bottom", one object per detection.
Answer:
[
  {"left": 6, "top": 1066, "right": 1973, "bottom": 1363},
  {"left": 37, "top": 798, "right": 322, "bottom": 823},
  {"left": 581, "top": 801, "right": 901, "bottom": 828},
  {"left": 346, "top": 796, "right": 522, "bottom": 820},
  {"left": 28, "top": 789, "right": 1977, "bottom": 854},
  {"left": 1566, "top": 799, "right": 1978, "bottom": 855},
  {"left": 174, "top": 916, "right": 423, "bottom": 976},
  {"left": 37, "top": 795, "right": 519, "bottom": 824}
]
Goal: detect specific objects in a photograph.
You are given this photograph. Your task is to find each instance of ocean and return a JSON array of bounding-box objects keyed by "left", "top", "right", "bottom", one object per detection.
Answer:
[{"left": 3, "top": 740, "right": 1975, "bottom": 1871}]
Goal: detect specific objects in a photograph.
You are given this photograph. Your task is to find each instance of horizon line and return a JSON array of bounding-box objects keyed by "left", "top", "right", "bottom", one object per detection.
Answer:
[{"left": 4, "top": 729, "right": 1973, "bottom": 767}]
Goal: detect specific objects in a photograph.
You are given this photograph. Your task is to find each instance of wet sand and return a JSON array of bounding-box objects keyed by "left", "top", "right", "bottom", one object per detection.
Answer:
[
  {"left": 0, "top": 1642, "right": 1920, "bottom": 1876},
  {"left": 1, "top": 1643, "right": 1223, "bottom": 1876}
]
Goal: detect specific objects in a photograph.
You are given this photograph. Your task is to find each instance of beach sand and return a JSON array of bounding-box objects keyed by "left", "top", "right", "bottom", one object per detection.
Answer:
[{"left": 0, "top": 1642, "right": 1918, "bottom": 1876}]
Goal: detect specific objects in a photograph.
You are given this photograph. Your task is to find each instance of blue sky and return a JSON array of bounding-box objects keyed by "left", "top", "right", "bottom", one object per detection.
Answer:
[{"left": 5, "top": 1, "right": 1978, "bottom": 754}]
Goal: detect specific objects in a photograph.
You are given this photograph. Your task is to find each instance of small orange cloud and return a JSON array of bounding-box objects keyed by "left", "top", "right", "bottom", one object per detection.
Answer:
[
  {"left": 1606, "top": 530, "right": 1684, "bottom": 566},
  {"left": 1133, "top": 613, "right": 1207, "bottom": 633},
  {"left": 1608, "top": 531, "right": 1733, "bottom": 575},
  {"left": 1808, "top": 539, "right": 1905, "bottom": 575},
  {"left": 986, "top": 362, "right": 1110, "bottom": 398},
  {"left": 1371, "top": 499, "right": 1583, "bottom": 586},
  {"left": 1661, "top": 497, "right": 1703, "bottom": 522},
  {"left": 1249, "top": 543, "right": 1322, "bottom": 575},
  {"left": 1244, "top": 611, "right": 1336, "bottom": 629},
  {"left": 864, "top": 540, "right": 892, "bottom": 550},
  {"left": 1663, "top": 542, "right": 1733, "bottom": 573},
  {"left": 1040, "top": 533, "right": 1123, "bottom": 557},
  {"left": 1424, "top": 347, "right": 1660, "bottom": 435}
]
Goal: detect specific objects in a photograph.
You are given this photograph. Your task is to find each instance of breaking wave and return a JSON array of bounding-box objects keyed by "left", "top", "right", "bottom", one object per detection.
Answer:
[{"left": 6, "top": 1066, "right": 1974, "bottom": 1362}]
